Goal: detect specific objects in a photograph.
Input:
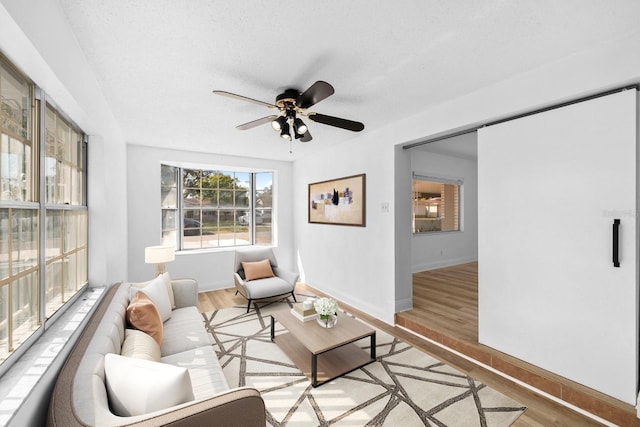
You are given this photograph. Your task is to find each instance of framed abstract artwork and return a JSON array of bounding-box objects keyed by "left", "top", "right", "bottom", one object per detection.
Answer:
[{"left": 308, "top": 173, "right": 366, "bottom": 226}]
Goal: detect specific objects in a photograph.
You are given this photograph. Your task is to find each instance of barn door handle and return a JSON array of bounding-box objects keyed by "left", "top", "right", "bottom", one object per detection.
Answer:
[{"left": 613, "top": 219, "right": 620, "bottom": 268}]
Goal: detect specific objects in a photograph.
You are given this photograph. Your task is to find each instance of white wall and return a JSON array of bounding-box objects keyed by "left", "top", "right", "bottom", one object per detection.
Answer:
[
  {"left": 126, "top": 144, "right": 295, "bottom": 291},
  {"left": 394, "top": 146, "right": 413, "bottom": 312},
  {"left": 410, "top": 144, "right": 478, "bottom": 273},
  {"left": 293, "top": 132, "right": 397, "bottom": 325}
]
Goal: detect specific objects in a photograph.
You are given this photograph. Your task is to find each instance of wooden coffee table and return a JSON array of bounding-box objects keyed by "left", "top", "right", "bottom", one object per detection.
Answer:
[{"left": 270, "top": 309, "right": 376, "bottom": 387}]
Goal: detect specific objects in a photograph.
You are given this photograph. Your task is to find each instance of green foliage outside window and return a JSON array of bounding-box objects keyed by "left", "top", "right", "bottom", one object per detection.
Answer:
[{"left": 162, "top": 165, "right": 273, "bottom": 249}]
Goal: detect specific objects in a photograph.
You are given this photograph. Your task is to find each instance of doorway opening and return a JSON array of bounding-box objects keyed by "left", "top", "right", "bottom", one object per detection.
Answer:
[{"left": 403, "top": 131, "right": 479, "bottom": 343}]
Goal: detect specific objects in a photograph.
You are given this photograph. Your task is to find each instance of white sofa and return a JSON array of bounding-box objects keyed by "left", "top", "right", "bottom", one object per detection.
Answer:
[{"left": 47, "top": 279, "right": 265, "bottom": 427}]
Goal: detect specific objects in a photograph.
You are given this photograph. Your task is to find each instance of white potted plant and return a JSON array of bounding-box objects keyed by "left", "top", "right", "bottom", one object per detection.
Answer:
[{"left": 313, "top": 297, "right": 338, "bottom": 328}]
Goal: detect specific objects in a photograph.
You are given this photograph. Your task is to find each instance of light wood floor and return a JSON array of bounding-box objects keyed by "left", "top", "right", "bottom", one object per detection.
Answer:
[
  {"left": 198, "top": 282, "right": 607, "bottom": 427},
  {"left": 411, "top": 261, "right": 479, "bottom": 343}
]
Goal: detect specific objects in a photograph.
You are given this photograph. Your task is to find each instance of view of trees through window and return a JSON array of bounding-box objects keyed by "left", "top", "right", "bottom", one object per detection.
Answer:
[{"left": 162, "top": 165, "right": 272, "bottom": 249}]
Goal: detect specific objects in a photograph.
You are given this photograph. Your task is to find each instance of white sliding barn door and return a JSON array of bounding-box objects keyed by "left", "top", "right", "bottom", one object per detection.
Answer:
[{"left": 478, "top": 90, "right": 638, "bottom": 404}]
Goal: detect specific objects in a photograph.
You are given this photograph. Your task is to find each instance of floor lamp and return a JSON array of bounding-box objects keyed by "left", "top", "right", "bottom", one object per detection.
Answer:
[{"left": 145, "top": 245, "right": 175, "bottom": 275}]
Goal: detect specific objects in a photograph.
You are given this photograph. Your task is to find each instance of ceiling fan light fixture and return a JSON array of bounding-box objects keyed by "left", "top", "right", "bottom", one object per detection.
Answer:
[
  {"left": 214, "top": 81, "right": 363, "bottom": 149},
  {"left": 280, "top": 122, "right": 291, "bottom": 140},
  {"left": 294, "top": 118, "right": 308, "bottom": 135},
  {"left": 272, "top": 116, "right": 286, "bottom": 131}
]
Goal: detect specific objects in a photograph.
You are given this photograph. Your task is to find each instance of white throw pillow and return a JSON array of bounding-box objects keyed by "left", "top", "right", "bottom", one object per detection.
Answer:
[
  {"left": 104, "top": 353, "right": 194, "bottom": 417},
  {"left": 140, "top": 274, "right": 172, "bottom": 322},
  {"left": 121, "top": 329, "right": 161, "bottom": 362},
  {"left": 129, "top": 279, "right": 152, "bottom": 301},
  {"left": 162, "top": 271, "right": 176, "bottom": 309},
  {"left": 130, "top": 274, "right": 175, "bottom": 315}
]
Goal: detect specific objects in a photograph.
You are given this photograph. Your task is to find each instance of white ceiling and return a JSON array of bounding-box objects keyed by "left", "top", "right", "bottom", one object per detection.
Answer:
[{"left": 56, "top": 0, "right": 640, "bottom": 161}]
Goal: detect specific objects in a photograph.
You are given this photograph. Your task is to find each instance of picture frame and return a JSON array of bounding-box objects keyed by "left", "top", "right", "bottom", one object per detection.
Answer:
[{"left": 308, "top": 173, "right": 366, "bottom": 226}]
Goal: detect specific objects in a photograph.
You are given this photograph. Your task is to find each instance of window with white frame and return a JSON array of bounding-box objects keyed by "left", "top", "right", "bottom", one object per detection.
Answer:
[
  {"left": 412, "top": 174, "right": 461, "bottom": 233},
  {"left": 44, "top": 104, "right": 87, "bottom": 319},
  {"left": 0, "top": 54, "right": 88, "bottom": 365},
  {"left": 161, "top": 164, "right": 273, "bottom": 250}
]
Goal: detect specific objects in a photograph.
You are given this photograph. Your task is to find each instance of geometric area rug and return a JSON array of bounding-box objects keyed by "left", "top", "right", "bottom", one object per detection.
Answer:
[{"left": 202, "top": 297, "right": 526, "bottom": 427}]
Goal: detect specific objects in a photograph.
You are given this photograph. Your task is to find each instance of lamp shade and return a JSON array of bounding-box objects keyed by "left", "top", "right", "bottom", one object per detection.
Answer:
[{"left": 145, "top": 245, "right": 175, "bottom": 264}]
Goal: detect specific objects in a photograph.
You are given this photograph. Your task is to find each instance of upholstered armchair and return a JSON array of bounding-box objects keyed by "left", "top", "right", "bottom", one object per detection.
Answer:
[{"left": 233, "top": 247, "right": 299, "bottom": 312}]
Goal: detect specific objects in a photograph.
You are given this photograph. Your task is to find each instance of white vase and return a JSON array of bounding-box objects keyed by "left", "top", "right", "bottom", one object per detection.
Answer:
[{"left": 317, "top": 314, "right": 337, "bottom": 328}]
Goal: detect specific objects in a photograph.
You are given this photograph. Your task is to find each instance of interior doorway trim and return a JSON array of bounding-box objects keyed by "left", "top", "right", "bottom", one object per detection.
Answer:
[{"left": 402, "top": 83, "right": 639, "bottom": 151}]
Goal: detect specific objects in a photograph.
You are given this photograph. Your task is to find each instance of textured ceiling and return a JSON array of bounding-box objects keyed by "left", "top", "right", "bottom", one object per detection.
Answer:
[{"left": 56, "top": 0, "right": 640, "bottom": 161}]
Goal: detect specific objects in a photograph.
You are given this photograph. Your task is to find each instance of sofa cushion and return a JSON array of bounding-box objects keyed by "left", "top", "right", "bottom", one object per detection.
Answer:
[
  {"left": 160, "top": 306, "right": 211, "bottom": 356},
  {"left": 126, "top": 291, "right": 163, "bottom": 346},
  {"left": 162, "top": 271, "right": 176, "bottom": 309},
  {"left": 242, "top": 259, "right": 275, "bottom": 281},
  {"left": 121, "top": 329, "right": 161, "bottom": 362},
  {"left": 161, "top": 346, "right": 229, "bottom": 399},
  {"left": 140, "top": 274, "right": 173, "bottom": 321},
  {"left": 104, "top": 353, "right": 194, "bottom": 417}
]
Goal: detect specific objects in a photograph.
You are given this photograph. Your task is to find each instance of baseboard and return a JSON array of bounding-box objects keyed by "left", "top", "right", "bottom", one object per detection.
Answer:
[
  {"left": 412, "top": 256, "right": 478, "bottom": 273},
  {"left": 304, "top": 285, "right": 395, "bottom": 326},
  {"left": 197, "top": 280, "right": 234, "bottom": 293}
]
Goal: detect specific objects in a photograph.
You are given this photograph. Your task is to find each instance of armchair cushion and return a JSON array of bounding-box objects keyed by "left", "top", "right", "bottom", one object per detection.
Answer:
[
  {"left": 241, "top": 259, "right": 275, "bottom": 281},
  {"left": 241, "top": 276, "right": 294, "bottom": 300},
  {"left": 234, "top": 247, "right": 279, "bottom": 273}
]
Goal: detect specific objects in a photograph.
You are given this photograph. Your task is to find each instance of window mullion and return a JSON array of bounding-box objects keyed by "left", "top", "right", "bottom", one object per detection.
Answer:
[
  {"left": 178, "top": 168, "right": 183, "bottom": 250},
  {"left": 36, "top": 88, "right": 46, "bottom": 329},
  {"left": 7, "top": 208, "right": 13, "bottom": 352},
  {"left": 82, "top": 135, "right": 88, "bottom": 206},
  {"left": 250, "top": 173, "right": 256, "bottom": 244},
  {"left": 199, "top": 173, "right": 204, "bottom": 249}
]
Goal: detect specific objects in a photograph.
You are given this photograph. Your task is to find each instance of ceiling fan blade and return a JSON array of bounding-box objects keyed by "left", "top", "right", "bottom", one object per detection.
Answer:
[
  {"left": 307, "top": 113, "right": 364, "bottom": 132},
  {"left": 296, "top": 81, "right": 335, "bottom": 109},
  {"left": 236, "top": 115, "right": 278, "bottom": 130},
  {"left": 213, "top": 90, "right": 277, "bottom": 108},
  {"left": 299, "top": 130, "right": 312, "bottom": 142}
]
